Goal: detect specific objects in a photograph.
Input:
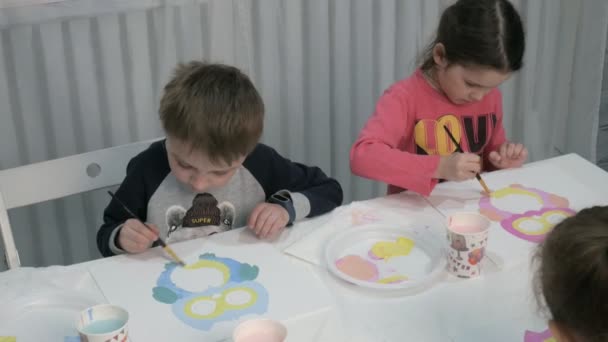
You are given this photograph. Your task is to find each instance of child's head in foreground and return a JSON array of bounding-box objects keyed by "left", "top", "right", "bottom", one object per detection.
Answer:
[
  {"left": 535, "top": 206, "right": 608, "bottom": 342},
  {"left": 159, "top": 61, "right": 264, "bottom": 193},
  {"left": 421, "top": 0, "right": 525, "bottom": 104}
]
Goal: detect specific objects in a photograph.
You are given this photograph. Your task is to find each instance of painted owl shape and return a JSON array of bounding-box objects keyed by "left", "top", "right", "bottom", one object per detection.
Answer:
[
  {"left": 478, "top": 184, "right": 576, "bottom": 243},
  {"left": 152, "top": 253, "right": 269, "bottom": 331}
]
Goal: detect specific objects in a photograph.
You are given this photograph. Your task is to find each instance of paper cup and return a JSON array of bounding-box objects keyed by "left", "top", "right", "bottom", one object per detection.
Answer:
[
  {"left": 446, "top": 212, "right": 490, "bottom": 278},
  {"left": 76, "top": 304, "right": 129, "bottom": 342},
  {"left": 233, "top": 319, "right": 287, "bottom": 342}
]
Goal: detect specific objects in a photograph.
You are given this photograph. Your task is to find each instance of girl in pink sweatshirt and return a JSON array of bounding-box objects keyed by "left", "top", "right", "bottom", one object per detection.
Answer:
[{"left": 350, "top": 0, "right": 528, "bottom": 196}]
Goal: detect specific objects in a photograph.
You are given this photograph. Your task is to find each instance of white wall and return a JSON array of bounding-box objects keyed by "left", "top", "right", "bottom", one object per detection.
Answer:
[{"left": 598, "top": 33, "right": 608, "bottom": 171}]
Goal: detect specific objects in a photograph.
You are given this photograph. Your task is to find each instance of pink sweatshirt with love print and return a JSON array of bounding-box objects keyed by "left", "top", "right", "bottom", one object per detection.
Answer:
[{"left": 350, "top": 69, "right": 506, "bottom": 196}]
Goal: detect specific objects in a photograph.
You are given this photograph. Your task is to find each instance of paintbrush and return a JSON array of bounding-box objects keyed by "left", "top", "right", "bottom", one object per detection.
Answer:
[
  {"left": 442, "top": 125, "right": 492, "bottom": 195},
  {"left": 107, "top": 191, "right": 186, "bottom": 267}
]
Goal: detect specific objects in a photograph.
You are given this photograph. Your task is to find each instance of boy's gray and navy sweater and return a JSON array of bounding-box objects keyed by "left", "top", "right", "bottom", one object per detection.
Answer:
[{"left": 97, "top": 140, "right": 343, "bottom": 257}]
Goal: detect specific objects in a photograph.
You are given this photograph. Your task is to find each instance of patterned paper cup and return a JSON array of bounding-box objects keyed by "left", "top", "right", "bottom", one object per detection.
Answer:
[
  {"left": 446, "top": 212, "right": 490, "bottom": 278},
  {"left": 76, "top": 304, "right": 129, "bottom": 342},
  {"left": 233, "top": 319, "right": 287, "bottom": 342}
]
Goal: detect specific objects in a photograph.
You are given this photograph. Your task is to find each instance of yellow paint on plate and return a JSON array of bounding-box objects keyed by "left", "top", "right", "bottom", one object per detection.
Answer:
[
  {"left": 377, "top": 275, "right": 408, "bottom": 284},
  {"left": 370, "top": 237, "right": 414, "bottom": 260}
]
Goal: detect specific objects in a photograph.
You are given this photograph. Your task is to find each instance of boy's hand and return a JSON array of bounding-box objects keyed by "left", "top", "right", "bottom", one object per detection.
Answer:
[
  {"left": 435, "top": 153, "right": 481, "bottom": 181},
  {"left": 488, "top": 142, "right": 528, "bottom": 169},
  {"left": 247, "top": 203, "right": 290, "bottom": 239},
  {"left": 117, "top": 218, "right": 159, "bottom": 254}
]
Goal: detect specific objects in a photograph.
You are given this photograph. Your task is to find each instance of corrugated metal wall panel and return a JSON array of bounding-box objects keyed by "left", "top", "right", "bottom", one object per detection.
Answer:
[{"left": 0, "top": 0, "right": 606, "bottom": 269}]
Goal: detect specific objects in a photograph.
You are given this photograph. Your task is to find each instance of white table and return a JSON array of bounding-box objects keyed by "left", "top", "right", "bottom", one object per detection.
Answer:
[
  {"left": 1, "top": 154, "right": 606, "bottom": 342},
  {"left": 318, "top": 154, "right": 608, "bottom": 341}
]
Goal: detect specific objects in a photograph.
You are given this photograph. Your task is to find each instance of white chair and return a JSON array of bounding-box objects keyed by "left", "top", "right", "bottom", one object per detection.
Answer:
[{"left": 0, "top": 139, "right": 160, "bottom": 269}]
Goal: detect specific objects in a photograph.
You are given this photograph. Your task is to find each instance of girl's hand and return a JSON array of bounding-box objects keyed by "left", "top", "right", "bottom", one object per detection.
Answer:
[
  {"left": 435, "top": 153, "right": 481, "bottom": 181},
  {"left": 488, "top": 142, "right": 528, "bottom": 169}
]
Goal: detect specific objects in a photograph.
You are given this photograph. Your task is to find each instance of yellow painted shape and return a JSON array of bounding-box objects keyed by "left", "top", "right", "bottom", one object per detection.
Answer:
[
  {"left": 184, "top": 287, "right": 258, "bottom": 319},
  {"left": 222, "top": 287, "right": 258, "bottom": 310},
  {"left": 0, "top": 338, "right": 16, "bottom": 342},
  {"left": 512, "top": 209, "right": 573, "bottom": 236},
  {"left": 490, "top": 187, "right": 543, "bottom": 202},
  {"left": 371, "top": 237, "right": 415, "bottom": 260},
  {"left": 377, "top": 275, "right": 408, "bottom": 284},
  {"left": 544, "top": 338, "right": 557, "bottom": 342},
  {"left": 184, "top": 295, "right": 223, "bottom": 319},
  {"left": 183, "top": 260, "right": 230, "bottom": 285}
]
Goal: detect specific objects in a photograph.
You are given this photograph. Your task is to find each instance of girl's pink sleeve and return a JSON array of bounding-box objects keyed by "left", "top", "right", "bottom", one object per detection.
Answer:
[
  {"left": 483, "top": 90, "right": 507, "bottom": 171},
  {"left": 350, "top": 89, "right": 440, "bottom": 196}
]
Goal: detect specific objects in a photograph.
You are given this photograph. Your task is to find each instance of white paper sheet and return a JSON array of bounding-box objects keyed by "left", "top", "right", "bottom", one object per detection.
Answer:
[{"left": 89, "top": 229, "right": 332, "bottom": 341}]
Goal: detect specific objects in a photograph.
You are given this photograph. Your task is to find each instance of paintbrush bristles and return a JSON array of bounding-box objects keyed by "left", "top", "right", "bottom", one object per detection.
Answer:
[{"left": 164, "top": 246, "right": 186, "bottom": 267}]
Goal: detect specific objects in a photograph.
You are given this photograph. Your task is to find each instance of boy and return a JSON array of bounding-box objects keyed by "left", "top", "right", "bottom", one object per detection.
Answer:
[{"left": 97, "top": 62, "right": 343, "bottom": 257}]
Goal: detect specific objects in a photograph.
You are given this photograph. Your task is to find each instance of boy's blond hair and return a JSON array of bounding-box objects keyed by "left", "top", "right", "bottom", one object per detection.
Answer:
[{"left": 160, "top": 61, "right": 264, "bottom": 164}]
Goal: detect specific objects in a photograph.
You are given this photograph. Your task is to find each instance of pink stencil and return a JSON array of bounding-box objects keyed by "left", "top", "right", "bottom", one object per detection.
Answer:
[
  {"left": 524, "top": 328, "right": 554, "bottom": 342},
  {"left": 478, "top": 184, "right": 575, "bottom": 243}
]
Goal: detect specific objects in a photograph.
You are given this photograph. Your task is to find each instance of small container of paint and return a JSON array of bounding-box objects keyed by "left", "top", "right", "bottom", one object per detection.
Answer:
[
  {"left": 232, "top": 319, "right": 287, "bottom": 342},
  {"left": 76, "top": 304, "right": 129, "bottom": 342},
  {"left": 446, "top": 212, "right": 491, "bottom": 278}
]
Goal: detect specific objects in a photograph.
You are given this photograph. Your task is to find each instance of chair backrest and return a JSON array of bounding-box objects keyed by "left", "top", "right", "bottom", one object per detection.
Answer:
[{"left": 0, "top": 138, "right": 160, "bottom": 269}]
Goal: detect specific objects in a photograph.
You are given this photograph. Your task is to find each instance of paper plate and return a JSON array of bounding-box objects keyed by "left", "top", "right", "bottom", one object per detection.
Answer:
[
  {"left": 0, "top": 289, "right": 100, "bottom": 340},
  {"left": 324, "top": 224, "right": 447, "bottom": 291}
]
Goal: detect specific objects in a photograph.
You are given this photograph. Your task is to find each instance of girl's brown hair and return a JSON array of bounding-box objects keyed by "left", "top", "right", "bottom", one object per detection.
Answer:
[
  {"left": 421, "top": 0, "right": 525, "bottom": 72},
  {"left": 535, "top": 206, "right": 608, "bottom": 341}
]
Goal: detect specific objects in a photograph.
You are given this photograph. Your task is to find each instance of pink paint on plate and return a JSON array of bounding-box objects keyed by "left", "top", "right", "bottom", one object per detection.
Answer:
[{"left": 335, "top": 255, "right": 379, "bottom": 281}]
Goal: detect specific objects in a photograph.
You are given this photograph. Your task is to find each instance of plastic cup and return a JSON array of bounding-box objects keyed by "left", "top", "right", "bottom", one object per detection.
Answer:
[
  {"left": 446, "top": 212, "right": 490, "bottom": 278},
  {"left": 233, "top": 319, "right": 287, "bottom": 342},
  {"left": 76, "top": 304, "right": 129, "bottom": 342}
]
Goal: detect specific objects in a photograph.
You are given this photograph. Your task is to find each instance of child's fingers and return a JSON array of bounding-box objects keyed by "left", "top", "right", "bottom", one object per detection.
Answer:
[
  {"left": 147, "top": 223, "right": 160, "bottom": 236},
  {"left": 506, "top": 143, "right": 515, "bottom": 158},
  {"left": 520, "top": 147, "right": 529, "bottom": 161},
  {"left": 268, "top": 207, "right": 289, "bottom": 238},
  {"left": 499, "top": 143, "right": 508, "bottom": 157},
  {"left": 119, "top": 239, "right": 138, "bottom": 253},
  {"left": 123, "top": 239, "right": 147, "bottom": 253},
  {"left": 249, "top": 205, "right": 284, "bottom": 238},
  {"left": 457, "top": 169, "right": 476, "bottom": 181},
  {"left": 119, "top": 226, "right": 153, "bottom": 253},
  {"left": 128, "top": 220, "right": 158, "bottom": 242},
  {"left": 260, "top": 217, "right": 276, "bottom": 238},
  {"left": 253, "top": 207, "right": 274, "bottom": 235},
  {"left": 256, "top": 214, "right": 273, "bottom": 238},
  {"left": 488, "top": 151, "right": 501, "bottom": 163},
  {"left": 247, "top": 203, "right": 267, "bottom": 229},
  {"left": 267, "top": 221, "right": 285, "bottom": 239},
  {"left": 261, "top": 207, "right": 288, "bottom": 238},
  {"left": 125, "top": 227, "right": 154, "bottom": 246},
  {"left": 512, "top": 143, "right": 524, "bottom": 158},
  {"left": 465, "top": 161, "right": 481, "bottom": 174},
  {"left": 461, "top": 153, "right": 481, "bottom": 163},
  {"left": 458, "top": 155, "right": 480, "bottom": 173}
]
